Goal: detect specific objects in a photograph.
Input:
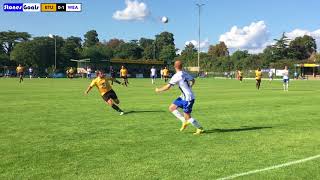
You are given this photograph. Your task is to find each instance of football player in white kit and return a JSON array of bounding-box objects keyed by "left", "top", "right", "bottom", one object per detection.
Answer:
[
  {"left": 283, "top": 66, "right": 289, "bottom": 91},
  {"left": 155, "top": 60, "right": 204, "bottom": 135},
  {"left": 150, "top": 66, "right": 156, "bottom": 84}
]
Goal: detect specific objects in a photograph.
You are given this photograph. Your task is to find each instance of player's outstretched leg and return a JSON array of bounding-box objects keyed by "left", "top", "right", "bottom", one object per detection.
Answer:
[
  {"left": 107, "top": 99, "right": 124, "bottom": 115},
  {"left": 169, "top": 104, "right": 185, "bottom": 123},
  {"left": 19, "top": 75, "right": 23, "bottom": 83},
  {"left": 184, "top": 113, "right": 204, "bottom": 135}
]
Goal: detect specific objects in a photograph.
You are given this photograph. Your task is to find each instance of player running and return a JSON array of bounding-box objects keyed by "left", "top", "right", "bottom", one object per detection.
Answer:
[
  {"left": 28, "top": 67, "right": 33, "bottom": 79},
  {"left": 238, "top": 70, "right": 243, "bottom": 83},
  {"left": 150, "top": 66, "right": 156, "bottom": 84},
  {"left": 120, "top": 66, "right": 129, "bottom": 87},
  {"left": 163, "top": 67, "right": 169, "bottom": 82},
  {"left": 155, "top": 60, "right": 204, "bottom": 135},
  {"left": 16, "top": 64, "right": 24, "bottom": 83},
  {"left": 85, "top": 70, "right": 125, "bottom": 115},
  {"left": 268, "top": 70, "right": 273, "bottom": 82},
  {"left": 255, "top": 68, "right": 262, "bottom": 90},
  {"left": 282, "top": 66, "right": 289, "bottom": 91}
]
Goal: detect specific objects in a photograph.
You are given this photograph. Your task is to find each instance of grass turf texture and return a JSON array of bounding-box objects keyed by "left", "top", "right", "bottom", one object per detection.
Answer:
[{"left": 0, "top": 78, "right": 319, "bottom": 179}]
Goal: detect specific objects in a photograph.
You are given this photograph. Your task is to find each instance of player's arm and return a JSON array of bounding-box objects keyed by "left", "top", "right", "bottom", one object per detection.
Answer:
[
  {"left": 155, "top": 84, "right": 171, "bottom": 93},
  {"left": 85, "top": 86, "right": 92, "bottom": 95},
  {"left": 85, "top": 81, "right": 95, "bottom": 95}
]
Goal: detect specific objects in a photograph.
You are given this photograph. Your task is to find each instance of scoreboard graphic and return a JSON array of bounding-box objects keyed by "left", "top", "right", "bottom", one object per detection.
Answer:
[{"left": 3, "top": 3, "right": 81, "bottom": 12}]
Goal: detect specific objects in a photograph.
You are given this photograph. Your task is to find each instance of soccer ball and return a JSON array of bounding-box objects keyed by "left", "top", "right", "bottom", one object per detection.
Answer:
[{"left": 161, "top": 16, "right": 169, "bottom": 23}]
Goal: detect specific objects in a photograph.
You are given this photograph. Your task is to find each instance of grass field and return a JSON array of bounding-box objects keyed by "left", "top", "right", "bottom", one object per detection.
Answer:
[{"left": 0, "top": 77, "right": 319, "bottom": 179}]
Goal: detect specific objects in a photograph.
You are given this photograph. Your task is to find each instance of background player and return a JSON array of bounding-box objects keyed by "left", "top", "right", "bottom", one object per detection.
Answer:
[
  {"left": 283, "top": 66, "right": 289, "bottom": 91},
  {"left": 85, "top": 70, "right": 124, "bottom": 115},
  {"left": 28, "top": 67, "right": 33, "bottom": 79},
  {"left": 163, "top": 67, "right": 169, "bottom": 82},
  {"left": 268, "top": 70, "right": 273, "bottom": 82},
  {"left": 16, "top": 64, "right": 24, "bottom": 83},
  {"left": 155, "top": 60, "right": 204, "bottom": 135},
  {"left": 150, "top": 66, "right": 156, "bottom": 84},
  {"left": 238, "top": 70, "right": 243, "bottom": 83},
  {"left": 120, "top": 66, "right": 129, "bottom": 87},
  {"left": 255, "top": 68, "right": 262, "bottom": 90}
]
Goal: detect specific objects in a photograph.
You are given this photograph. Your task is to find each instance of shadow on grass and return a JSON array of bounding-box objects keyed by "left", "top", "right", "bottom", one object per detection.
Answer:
[
  {"left": 205, "top": 126, "right": 272, "bottom": 134},
  {"left": 125, "top": 110, "right": 165, "bottom": 115}
]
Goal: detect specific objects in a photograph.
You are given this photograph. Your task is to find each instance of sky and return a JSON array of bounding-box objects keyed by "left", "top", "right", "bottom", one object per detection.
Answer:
[{"left": 1, "top": 0, "right": 320, "bottom": 53}]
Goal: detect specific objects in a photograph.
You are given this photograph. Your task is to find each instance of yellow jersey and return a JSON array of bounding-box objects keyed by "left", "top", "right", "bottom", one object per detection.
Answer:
[
  {"left": 16, "top": 66, "right": 23, "bottom": 73},
  {"left": 163, "top": 69, "right": 169, "bottom": 76},
  {"left": 255, "top": 70, "right": 262, "bottom": 80},
  {"left": 90, "top": 77, "right": 113, "bottom": 96},
  {"left": 120, "top": 68, "right": 128, "bottom": 77}
]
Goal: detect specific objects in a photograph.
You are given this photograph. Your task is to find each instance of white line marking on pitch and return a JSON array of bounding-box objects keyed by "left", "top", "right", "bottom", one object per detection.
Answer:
[{"left": 217, "top": 154, "right": 320, "bottom": 180}]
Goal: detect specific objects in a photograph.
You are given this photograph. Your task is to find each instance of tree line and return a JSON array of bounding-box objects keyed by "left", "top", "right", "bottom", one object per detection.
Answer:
[
  {"left": 178, "top": 33, "right": 319, "bottom": 72},
  {"left": 0, "top": 30, "right": 176, "bottom": 74},
  {"left": 0, "top": 30, "right": 319, "bottom": 74}
]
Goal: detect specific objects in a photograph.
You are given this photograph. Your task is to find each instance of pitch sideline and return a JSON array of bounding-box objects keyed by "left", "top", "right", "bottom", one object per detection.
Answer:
[{"left": 217, "top": 154, "right": 320, "bottom": 180}]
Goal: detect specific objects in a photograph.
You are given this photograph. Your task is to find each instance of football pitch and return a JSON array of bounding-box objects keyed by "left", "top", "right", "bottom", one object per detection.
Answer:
[{"left": 0, "top": 78, "right": 319, "bottom": 179}]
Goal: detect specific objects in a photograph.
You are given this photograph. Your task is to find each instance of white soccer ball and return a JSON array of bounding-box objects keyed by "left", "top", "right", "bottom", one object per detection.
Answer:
[{"left": 161, "top": 16, "right": 169, "bottom": 23}]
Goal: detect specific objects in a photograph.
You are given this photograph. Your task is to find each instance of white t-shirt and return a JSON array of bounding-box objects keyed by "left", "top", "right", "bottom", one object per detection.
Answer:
[
  {"left": 29, "top": 68, "right": 33, "bottom": 73},
  {"left": 151, "top": 68, "right": 156, "bottom": 76},
  {"left": 283, "top": 69, "right": 289, "bottom": 79},
  {"left": 268, "top": 71, "right": 273, "bottom": 77},
  {"left": 169, "top": 71, "right": 195, "bottom": 101}
]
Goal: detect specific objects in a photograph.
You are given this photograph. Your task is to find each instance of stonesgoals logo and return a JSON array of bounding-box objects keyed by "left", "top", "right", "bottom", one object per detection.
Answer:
[{"left": 3, "top": 3, "right": 81, "bottom": 12}]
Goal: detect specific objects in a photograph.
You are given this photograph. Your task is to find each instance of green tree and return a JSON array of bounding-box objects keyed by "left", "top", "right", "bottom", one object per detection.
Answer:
[
  {"left": 114, "top": 41, "right": 143, "bottom": 60},
  {"left": 272, "top": 33, "right": 290, "bottom": 60},
  {"left": 159, "top": 44, "right": 176, "bottom": 62},
  {"left": 139, "top": 38, "right": 154, "bottom": 49},
  {"left": 208, "top": 41, "right": 229, "bottom": 57},
  {"left": 105, "top": 38, "right": 124, "bottom": 49},
  {"left": 0, "top": 31, "right": 31, "bottom": 56},
  {"left": 288, "top": 35, "right": 317, "bottom": 60},
  {"left": 81, "top": 44, "right": 113, "bottom": 62},
  {"left": 11, "top": 37, "right": 55, "bottom": 69},
  {"left": 154, "top": 32, "right": 175, "bottom": 59},
  {"left": 60, "top": 36, "right": 82, "bottom": 67},
  {"left": 84, "top": 30, "right": 99, "bottom": 47}
]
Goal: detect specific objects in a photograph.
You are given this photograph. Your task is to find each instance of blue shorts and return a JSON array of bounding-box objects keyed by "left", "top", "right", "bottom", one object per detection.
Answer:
[
  {"left": 283, "top": 79, "right": 289, "bottom": 83},
  {"left": 173, "top": 97, "right": 195, "bottom": 114}
]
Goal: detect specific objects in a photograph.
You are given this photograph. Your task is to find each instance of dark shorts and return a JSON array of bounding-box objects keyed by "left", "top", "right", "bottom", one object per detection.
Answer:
[
  {"left": 239, "top": 76, "right": 243, "bottom": 80},
  {"left": 121, "top": 76, "right": 127, "bottom": 79},
  {"left": 164, "top": 75, "right": 169, "bottom": 78},
  {"left": 173, "top": 97, "right": 195, "bottom": 114},
  {"left": 256, "top": 79, "right": 261, "bottom": 83},
  {"left": 102, "top": 90, "right": 118, "bottom": 102},
  {"left": 151, "top": 75, "right": 156, "bottom": 79},
  {"left": 18, "top": 72, "right": 23, "bottom": 76},
  {"left": 283, "top": 79, "right": 289, "bottom": 83}
]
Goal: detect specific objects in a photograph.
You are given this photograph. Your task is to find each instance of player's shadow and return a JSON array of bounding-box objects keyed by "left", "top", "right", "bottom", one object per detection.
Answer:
[
  {"left": 125, "top": 110, "right": 165, "bottom": 115},
  {"left": 205, "top": 126, "right": 272, "bottom": 134}
]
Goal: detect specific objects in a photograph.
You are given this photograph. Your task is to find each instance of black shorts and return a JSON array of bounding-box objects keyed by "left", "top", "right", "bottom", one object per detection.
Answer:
[
  {"left": 102, "top": 90, "right": 118, "bottom": 102},
  {"left": 18, "top": 72, "right": 23, "bottom": 76},
  {"left": 256, "top": 79, "right": 261, "bottom": 83},
  {"left": 121, "top": 76, "right": 127, "bottom": 79},
  {"left": 164, "top": 75, "right": 169, "bottom": 78}
]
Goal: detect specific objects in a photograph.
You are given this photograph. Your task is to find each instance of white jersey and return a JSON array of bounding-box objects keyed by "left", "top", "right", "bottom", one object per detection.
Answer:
[
  {"left": 283, "top": 69, "right": 289, "bottom": 80},
  {"left": 151, "top": 68, "right": 156, "bottom": 76},
  {"left": 268, "top": 71, "right": 273, "bottom": 77},
  {"left": 169, "top": 71, "right": 195, "bottom": 101}
]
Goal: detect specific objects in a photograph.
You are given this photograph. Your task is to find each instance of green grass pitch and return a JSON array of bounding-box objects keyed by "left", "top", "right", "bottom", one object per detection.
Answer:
[{"left": 0, "top": 78, "right": 319, "bottom": 179}]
